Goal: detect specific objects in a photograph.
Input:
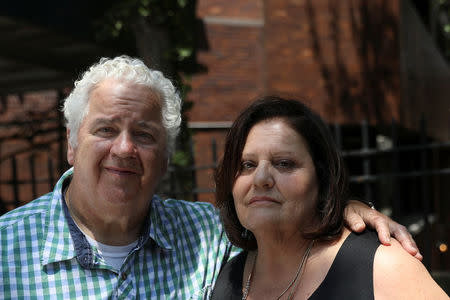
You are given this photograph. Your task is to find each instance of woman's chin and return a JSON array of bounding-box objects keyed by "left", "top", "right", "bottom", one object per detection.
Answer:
[{"left": 242, "top": 213, "right": 284, "bottom": 232}]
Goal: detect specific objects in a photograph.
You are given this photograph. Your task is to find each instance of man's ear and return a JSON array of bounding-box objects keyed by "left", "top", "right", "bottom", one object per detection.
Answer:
[{"left": 67, "top": 128, "right": 74, "bottom": 165}]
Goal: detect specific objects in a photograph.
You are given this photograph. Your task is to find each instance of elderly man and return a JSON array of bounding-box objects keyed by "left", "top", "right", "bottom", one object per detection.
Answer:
[{"left": 0, "top": 56, "right": 420, "bottom": 299}]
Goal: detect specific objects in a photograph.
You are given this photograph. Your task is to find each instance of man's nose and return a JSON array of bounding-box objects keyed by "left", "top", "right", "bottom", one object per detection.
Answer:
[
  {"left": 111, "top": 132, "right": 137, "bottom": 158},
  {"left": 253, "top": 162, "right": 274, "bottom": 189}
]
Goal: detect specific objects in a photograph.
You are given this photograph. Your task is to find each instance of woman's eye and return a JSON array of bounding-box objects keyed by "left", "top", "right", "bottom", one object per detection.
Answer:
[
  {"left": 241, "top": 161, "right": 255, "bottom": 171},
  {"left": 275, "top": 160, "right": 295, "bottom": 169}
]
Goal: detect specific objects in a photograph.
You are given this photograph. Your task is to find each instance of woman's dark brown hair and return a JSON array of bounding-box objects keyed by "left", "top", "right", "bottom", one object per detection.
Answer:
[{"left": 215, "top": 96, "right": 349, "bottom": 250}]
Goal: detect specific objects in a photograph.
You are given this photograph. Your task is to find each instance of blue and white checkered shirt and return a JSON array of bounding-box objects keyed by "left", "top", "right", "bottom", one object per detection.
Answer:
[{"left": 0, "top": 168, "right": 234, "bottom": 299}]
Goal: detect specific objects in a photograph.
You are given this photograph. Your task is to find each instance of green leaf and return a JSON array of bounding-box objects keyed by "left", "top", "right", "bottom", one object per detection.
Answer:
[
  {"left": 178, "top": 0, "right": 188, "bottom": 8},
  {"left": 138, "top": 7, "right": 150, "bottom": 17},
  {"left": 177, "top": 47, "right": 192, "bottom": 60},
  {"left": 114, "top": 21, "right": 123, "bottom": 30}
]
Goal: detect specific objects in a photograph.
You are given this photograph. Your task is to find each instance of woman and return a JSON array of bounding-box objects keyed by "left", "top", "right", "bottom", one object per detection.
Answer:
[{"left": 211, "top": 97, "right": 447, "bottom": 299}]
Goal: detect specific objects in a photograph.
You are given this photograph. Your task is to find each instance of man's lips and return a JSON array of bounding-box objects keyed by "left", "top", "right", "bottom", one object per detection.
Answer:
[
  {"left": 248, "top": 196, "right": 280, "bottom": 205},
  {"left": 104, "top": 166, "right": 142, "bottom": 175}
]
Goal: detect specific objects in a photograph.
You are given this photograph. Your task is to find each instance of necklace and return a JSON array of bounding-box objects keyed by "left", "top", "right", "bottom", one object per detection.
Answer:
[{"left": 242, "top": 240, "right": 315, "bottom": 300}]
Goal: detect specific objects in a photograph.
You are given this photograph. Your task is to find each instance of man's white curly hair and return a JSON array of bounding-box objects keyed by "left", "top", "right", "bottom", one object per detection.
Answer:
[{"left": 63, "top": 55, "right": 182, "bottom": 154}]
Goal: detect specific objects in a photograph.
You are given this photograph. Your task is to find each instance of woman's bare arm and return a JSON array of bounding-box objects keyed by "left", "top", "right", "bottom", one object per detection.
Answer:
[{"left": 373, "top": 239, "right": 448, "bottom": 299}]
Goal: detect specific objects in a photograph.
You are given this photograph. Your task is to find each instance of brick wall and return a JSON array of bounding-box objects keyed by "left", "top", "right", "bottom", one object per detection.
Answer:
[
  {"left": 264, "top": 0, "right": 401, "bottom": 124},
  {"left": 191, "top": 0, "right": 402, "bottom": 125},
  {"left": 0, "top": 91, "right": 67, "bottom": 211},
  {"left": 190, "top": 0, "right": 265, "bottom": 122}
]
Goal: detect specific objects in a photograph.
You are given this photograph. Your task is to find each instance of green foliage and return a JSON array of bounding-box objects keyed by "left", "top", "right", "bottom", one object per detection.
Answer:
[{"left": 94, "top": 0, "right": 197, "bottom": 68}]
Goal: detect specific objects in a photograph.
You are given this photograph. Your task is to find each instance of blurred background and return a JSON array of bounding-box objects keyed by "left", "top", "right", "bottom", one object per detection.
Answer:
[{"left": 0, "top": 0, "right": 448, "bottom": 291}]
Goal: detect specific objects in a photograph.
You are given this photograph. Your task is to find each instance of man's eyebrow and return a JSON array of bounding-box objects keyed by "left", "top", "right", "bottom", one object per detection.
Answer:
[
  {"left": 136, "top": 120, "right": 160, "bottom": 131},
  {"left": 90, "top": 118, "right": 114, "bottom": 127},
  {"left": 89, "top": 118, "right": 161, "bottom": 130}
]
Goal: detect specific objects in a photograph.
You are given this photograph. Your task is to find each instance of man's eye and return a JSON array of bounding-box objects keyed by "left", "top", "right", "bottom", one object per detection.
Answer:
[
  {"left": 95, "top": 127, "right": 115, "bottom": 136},
  {"left": 134, "top": 132, "right": 155, "bottom": 143}
]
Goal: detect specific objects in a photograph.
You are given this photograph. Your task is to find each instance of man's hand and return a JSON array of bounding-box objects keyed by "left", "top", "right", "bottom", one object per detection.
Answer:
[{"left": 344, "top": 200, "right": 423, "bottom": 260}]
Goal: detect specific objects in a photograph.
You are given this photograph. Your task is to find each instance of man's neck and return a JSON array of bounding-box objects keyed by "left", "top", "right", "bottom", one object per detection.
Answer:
[{"left": 65, "top": 184, "right": 149, "bottom": 246}]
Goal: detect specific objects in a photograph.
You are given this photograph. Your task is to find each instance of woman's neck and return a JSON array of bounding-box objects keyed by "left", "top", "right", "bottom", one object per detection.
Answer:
[
  {"left": 244, "top": 237, "right": 313, "bottom": 299},
  {"left": 255, "top": 236, "right": 311, "bottom": 275},
  {"left": 244, "top": 229, "right": 349, "bottom": 300}
]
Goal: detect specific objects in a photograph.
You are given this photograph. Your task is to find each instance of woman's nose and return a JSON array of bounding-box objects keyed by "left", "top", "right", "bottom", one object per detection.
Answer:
[
  {"left": 253, "top": 163, "right": 274, "bottom": 189},
  {"left": 111, "top": 132, "right": 137, "bottom": 158}
]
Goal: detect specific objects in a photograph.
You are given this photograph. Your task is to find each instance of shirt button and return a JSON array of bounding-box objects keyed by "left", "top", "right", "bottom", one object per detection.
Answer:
[{"left": 121, "top": 273, "right": 127, "bottom": 280}]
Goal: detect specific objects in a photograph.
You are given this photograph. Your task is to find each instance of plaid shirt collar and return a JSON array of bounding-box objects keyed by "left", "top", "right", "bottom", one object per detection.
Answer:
[{"left": 40, "top": 168, "right": 174, "bottom": 268}]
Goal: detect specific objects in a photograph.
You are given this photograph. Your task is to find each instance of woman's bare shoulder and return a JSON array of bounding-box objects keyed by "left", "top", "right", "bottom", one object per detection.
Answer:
[{"left": 373, "top": 239, "right": 448, "bottom": 299}]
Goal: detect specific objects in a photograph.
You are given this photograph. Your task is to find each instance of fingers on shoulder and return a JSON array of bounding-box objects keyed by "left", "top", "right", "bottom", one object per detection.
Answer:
[
  {"left": 390, "top": 225, "right": 421, "bottom": 257},
  {"left": 344, "top": 205, "right": 365, "bottom": 231}
]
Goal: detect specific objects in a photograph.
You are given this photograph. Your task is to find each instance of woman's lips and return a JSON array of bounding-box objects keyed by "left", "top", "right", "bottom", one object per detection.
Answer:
[{"left": 248, "top": 196, "right": 280, "bottom": 205}]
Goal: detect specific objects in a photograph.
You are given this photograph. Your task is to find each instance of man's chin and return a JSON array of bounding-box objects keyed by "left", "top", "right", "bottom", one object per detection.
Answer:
[{"left": 98, "top": 186, "right": 141, "bottom": 204}]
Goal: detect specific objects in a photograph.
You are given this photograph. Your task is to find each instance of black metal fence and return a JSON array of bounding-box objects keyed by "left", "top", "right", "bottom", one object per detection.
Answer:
[
  {"left": 0, "top": 114, "right": 449, "bottom": 271},
  {"left": 334, "top": 119, "right": 449, "bottom": 271}
]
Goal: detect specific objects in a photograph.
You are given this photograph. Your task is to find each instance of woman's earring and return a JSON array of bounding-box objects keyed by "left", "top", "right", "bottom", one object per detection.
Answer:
[{"left": 241, "top": 229, "right": 249, "bottom": 239}]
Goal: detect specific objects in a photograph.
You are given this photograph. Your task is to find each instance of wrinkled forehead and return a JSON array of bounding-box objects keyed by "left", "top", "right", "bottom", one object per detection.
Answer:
[
  {"left": 81, "top": 79, "right": 165, "bottom": 129},
  {"left": 90, "top": 78, "right": 163, "bottom": 104}
]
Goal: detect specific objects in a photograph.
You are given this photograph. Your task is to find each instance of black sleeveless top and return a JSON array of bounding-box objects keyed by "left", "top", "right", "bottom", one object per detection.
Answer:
[{"left": 211, "top": 230, "right": 380, "bottom": 299}]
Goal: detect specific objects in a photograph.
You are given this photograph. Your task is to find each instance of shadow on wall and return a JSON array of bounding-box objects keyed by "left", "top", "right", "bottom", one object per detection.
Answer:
[{"left": 305, "top": 0, "right": 399, "bottom": 124}]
